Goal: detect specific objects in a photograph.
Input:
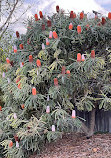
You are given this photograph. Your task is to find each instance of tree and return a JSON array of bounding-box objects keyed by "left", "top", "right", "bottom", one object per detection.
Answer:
[{"left": 0, "top": 6, "right": 111, "bottom": 158}]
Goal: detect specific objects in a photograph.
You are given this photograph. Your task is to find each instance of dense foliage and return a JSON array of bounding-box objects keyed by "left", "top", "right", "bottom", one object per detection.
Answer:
[{"left": 0, "top": 7, "right": 111, "bottom": 158}]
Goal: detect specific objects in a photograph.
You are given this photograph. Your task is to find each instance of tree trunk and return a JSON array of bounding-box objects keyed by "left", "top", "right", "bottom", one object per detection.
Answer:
[{"left": 81, "top": 107, "right": 96, "bottom": 138}]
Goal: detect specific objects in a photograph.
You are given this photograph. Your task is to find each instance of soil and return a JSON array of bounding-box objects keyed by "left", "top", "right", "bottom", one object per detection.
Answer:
[{"left": 30, "top": 133, "right": 111, "bottom": 158}]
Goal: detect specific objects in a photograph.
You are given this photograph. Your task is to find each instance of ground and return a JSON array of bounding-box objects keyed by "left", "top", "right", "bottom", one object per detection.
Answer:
[{"left": 30, "top": 133, "right": 111, "bottom": 158}]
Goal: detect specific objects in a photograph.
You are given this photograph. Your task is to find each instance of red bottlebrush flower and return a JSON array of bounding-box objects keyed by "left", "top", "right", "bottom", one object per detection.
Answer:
[
  {"left": 46, "top": 38, "right": 50, "bottom": 45},
  {"left": 18, "top": 84, "right": 21, "bottom": 89},
  {"left": 16, "top": 31, "right": 19, "bottom": 38},
  {"left": 32, "top": 87, "right": 36, "bottom": 95},
  {"left": 61, "top": 66, "right": 66, "bottom": 75},
  {"left": 16, "top": 77, "right": 21, "bottom": 84},
  {"left": 80, "top": 12, "right": 84, "bottom": 19},
  {"left": 69, "top": 23, "right": 73, "bottom": 30},
  {"left": 29, "top": 55, "right": 33, "bottom": 62},
  {"left": 21, "top": 104, "right": 25, "bottom": 109},
  {"left": 77, "top": 53, "right": 81, "bottom": 62},
  {"left": 91, "top": 50, "right": 95, "bottom": 58},
  {"left": 6, "top": 58, "right": 10, "bottom": 64},
  {"left": 101, "top": 17, "right": 106, "bottom": 25},
  {"left": 66, "top": 70, "right": 70, "bottom": 77},
  {"left": 0, "top": 106, "right": 2, "bottom": 111},
  {"left": 42, "top": 24, "right": 45, "bottom": 31},
  {"left": 47, "top": 20, "right": 51, "bottom": 27},
  {"left": 35, "top": 14, "right": 38, "bottom": 21},
  {"left": 19, "top": 44, "right": 23, "bottom": 49},
  {"left": 77, "top": 25, "right": 81, "bottom": 34},
  {"left": 108, "top": 12, "right": 111, "bottom": 19},
  {"left": 73, "top": 13, "right": 76, "bottom": 18},
  {"left": 56, "top": 5, "right": 59, "bottom": 13},
  {"left": 39, "top": 11, "right": 43, "bottom": 18},
  {"left": 86, "top": 24, "right": 89, "bottom": 30},
  {"left": 36, "top": 59, "right": 41, "bottom": 67},
  {"left": 54, "top": 78, "right": 58, "bottom": 86},
  {"left": 53, "top": 31, "right": 58, "bottom": 39},
  {"left": 9, "top": 141, "right": 13, "bottom": 148},
  {"left": 14, "top": 135, "right": 19, "bottom": 142}
]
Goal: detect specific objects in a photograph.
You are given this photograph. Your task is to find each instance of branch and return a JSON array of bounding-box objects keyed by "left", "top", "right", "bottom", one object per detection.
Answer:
[{"left": 0, "top": 0, "right": 19, "bottom": 31}]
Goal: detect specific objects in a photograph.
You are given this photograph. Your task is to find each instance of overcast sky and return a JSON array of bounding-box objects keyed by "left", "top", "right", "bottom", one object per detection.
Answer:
[{"left": 2, "top": 0, "right": 111, "bottom": 34}]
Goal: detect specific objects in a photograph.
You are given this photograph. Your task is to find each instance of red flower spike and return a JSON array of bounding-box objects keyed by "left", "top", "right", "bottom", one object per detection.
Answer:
[
  {"left": 77, "top": 25, "right": 81, "bottom": 34},
  {"left": 101, "top": 17, "right": 106, "bottom": 25},
  {"left": 9, "top": 141, "right": 13, "bottom": 148},
  {"left": 91, "top": 50, "right": 95, "bottom": 58},
  {"left": 73, "top": 13, "right": 76, "bottom": 18},
  {"left": 16, "top": 77, "right": 21, "bottom": 84},
  {"left": 27, "top": 39, "right": 30, "bottom": 45},
  {"left": 56, "top": 5, "right": 59, "bottom": 13},
  {"left": 29, "top": 55, "right": 33, "bottom": 62},
  {"left": 62, "top": 66, "right": 66, "bottom": 75},
  {"left": 14, "top": 135, "right": 19, "bottom": 142},
  {"left": 77, "top": 53, "right": 81, "bottom": 62},
  {"left": 46, "top": 38, "right": 50, "bottom": 46},
  {"left": 16, "top": 31, "right": 19, "bottom": 38},
  {"left": 80, "top": 12, "right": 84, "bottom": 19},
  {"left": 21, "top": 104, "right": 25, "bottom": 109},
  {"left": 32, "top": 87, "right": 36, "bottom": 95},
  {"left": 70, "top": 11, "right": 74, "bottom": 18},
  {"left": 14, "top": 45, "right": 17, "bottom": 53},
  {"left": 47, "top": 20, "right": 51, "bottom": 27},
  {"left": 66, "top": 70, "right": 70, "bottom": 77},
  {"left": 39, "top": 11, "right": 43, "bottom": 18},
  {"left": 53, "top": 31, "right": 58, "bottom": 39},
  {"left": 0, "top": 106, "right": 2, "bottom": 111},
  {"left": 54, "top": 78, "right": 58, "bottom": 86},
  {"left": 6, "top": 58, "right": 10, "bottom": 64},
  {"left": 35, "top": 14, "right": 38, "bottom": 21},
  {"left": 36, "top": 59, "right": 41, "bottom": 67},
  {"left": 108, "top": 12, "right": 111, "bottom": 19},
  {"left": 19, "top": 44, "right": 23, "bottom": 49},
  {"left": 18, "top": 84, "right": 21, "bottom": 89},
  {"left": 42, "top": 24, "right": 45, "bottom": 31},
  {"left": 69, "top": 23, "right": 73, "bottom": 30}
]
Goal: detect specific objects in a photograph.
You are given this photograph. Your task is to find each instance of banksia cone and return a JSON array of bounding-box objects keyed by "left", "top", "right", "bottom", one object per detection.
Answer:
[
  {"left": 101, "top": 17, "right": 106, "bottom": 25},
  {"left": 0, "top": 106, "right": 2, "bottom": 111},
  {"left": 108, "top": 12, "right": 111, "bottom": 19},
  {"left": 69, "top": 23, "right": 73, "bottom": 30},
  {"left": 80, "top": 12, "right": 84, "bottom": 19},
  {"left": 6, "top": 58, "right": 10, "bottom": 64},
  {"left": 46, "top": 38, "right": 50, "bottom": 45},
  {"left": 66, "top": 70, "right": 70, "bottom": 77},
  {"left": 56, "top": 5, "right": 59, "bottom": 13},
  {"left": 62, "top": 66, "right": 66, "bottom": 75},
  {"left": 77, "top": 53, "right": 81, "bottom": 62},
  {"left": 35, "top": 14, "right": 38, "bottom": 21},
  {"left": 36, "top": 59, "right": 41, "bottom": 67},
  {"left": 47, "top": 20, "right": 51, "bottom": 27},
  {"left": 19, "top": 44, "right": 23, "bottom": 49},
  {"left": 49, "top": 31, "right": 52, "bottom": 38},
  {"left": 91, "top": 50, "right": 95, "bottom": 58},
  {"left": 77, "top": 25, "right": 81, "bottom": 34},
  {"left": 54, "top": 78, "right": 58, "bottom": 86},
  {"left": 39, "top": 11, "right": 43, "bottom": 18},
  {"left": 72, "top": 110, "right": 76, "bottom": 118},
  {"left": 14, "top": 45, "right": 17, "bottom": 53},
  {"left": 32, "top": 87, "right": 36, "bottom": 95},
  {"left": 53, "top": 31, "right": 58, "bottom": 39},
  {"left": 29, "top": 55, "right": 33, "bottom": 62},
  {"left": 82, "top": 54, "right": 85, "bottom": 61},
  {"left": 16, "top": 31, "right": 19, "bottom": 38},
  {"left": 9, "top": 141, "right": 13, "bottom": 148},
  {"left": 42, "top": 24, "right": 45, "bottom": 31}
]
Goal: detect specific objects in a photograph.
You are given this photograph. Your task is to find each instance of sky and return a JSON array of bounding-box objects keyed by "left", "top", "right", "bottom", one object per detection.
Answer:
[{"left": 1, "top": 0, "right": 111, "bottom": 34}]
